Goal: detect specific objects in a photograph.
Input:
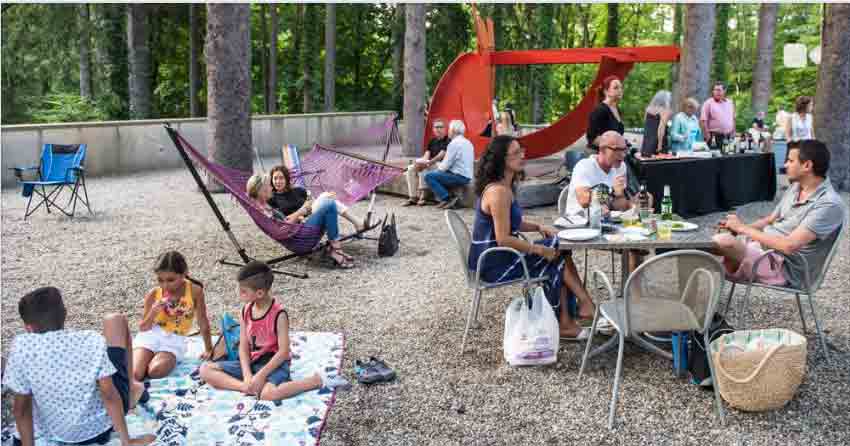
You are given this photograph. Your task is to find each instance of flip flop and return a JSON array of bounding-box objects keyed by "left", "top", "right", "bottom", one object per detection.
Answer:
[
  {"left": 560, "top": 327, "right": 592, "bottom": 342},
  {"left": 402, "top": 199, "right": 417, "bottom": 207},
  {"left": 416, "top": 199, "right": 428, "bottom": 206}
]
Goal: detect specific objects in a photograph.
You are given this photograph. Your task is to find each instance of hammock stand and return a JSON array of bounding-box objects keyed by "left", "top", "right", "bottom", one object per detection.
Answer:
[{"left": 164, "top": 124, "right": 397, "bottom": 279}]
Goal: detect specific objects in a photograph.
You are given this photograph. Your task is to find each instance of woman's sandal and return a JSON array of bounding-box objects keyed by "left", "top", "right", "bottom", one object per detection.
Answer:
[
  {"left": 327, "top": 247, "right": 354, "bottom": 269},
  {"left": 402, "top": 198, "right": 417, "bottom": 207}
]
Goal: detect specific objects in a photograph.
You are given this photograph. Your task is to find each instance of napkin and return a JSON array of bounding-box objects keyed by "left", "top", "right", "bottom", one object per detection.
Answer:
[{"left": 554, "top": 214, "right": 588, "bottom": 229}]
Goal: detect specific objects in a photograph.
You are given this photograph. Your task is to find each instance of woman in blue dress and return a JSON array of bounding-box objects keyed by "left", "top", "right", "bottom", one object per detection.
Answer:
[{"left": 468, "top": 135, "right": 595, "bottom": 340}]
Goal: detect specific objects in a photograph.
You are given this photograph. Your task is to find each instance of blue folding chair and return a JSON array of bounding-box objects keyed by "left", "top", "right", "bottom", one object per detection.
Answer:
[{"left": 10, "top": 144, "right": 93, "bottom": 219}]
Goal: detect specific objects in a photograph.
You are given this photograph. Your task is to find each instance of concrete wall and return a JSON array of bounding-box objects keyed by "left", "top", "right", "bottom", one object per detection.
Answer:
[{"left": 1, "top": 111, "right": 394, "bottom": 188}]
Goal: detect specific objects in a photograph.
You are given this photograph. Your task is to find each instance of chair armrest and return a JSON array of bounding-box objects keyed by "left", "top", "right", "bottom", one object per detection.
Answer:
[
  {"left": 749, "top": 248, "right": 811, "bottom": 292},
  {"left": 8, "top": 166, "right": 39, "bottom": 181},
  {"left": 515, "top": 232, "right": 530, "bottom": 243},
  {"left": 70, "top": 166, "right": 86, "bottom": 172},
  {"left": 474, "top": 246, "right": 531, "bottom": 286}
]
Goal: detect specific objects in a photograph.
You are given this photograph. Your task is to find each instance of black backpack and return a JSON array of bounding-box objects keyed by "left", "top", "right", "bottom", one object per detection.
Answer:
[
  {"left": 688, "top": 314, "right": 735, "bottom": 387},
  {"left": 378, "top": 214, "right": 399, "bottom": 257}
]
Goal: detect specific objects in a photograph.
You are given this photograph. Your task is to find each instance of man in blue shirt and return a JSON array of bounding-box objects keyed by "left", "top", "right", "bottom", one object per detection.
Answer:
[{"left": 425, "top": 119, "right": 475, "bottom": 209}]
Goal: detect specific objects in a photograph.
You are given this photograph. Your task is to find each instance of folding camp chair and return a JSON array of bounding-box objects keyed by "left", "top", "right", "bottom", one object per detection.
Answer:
[{"left": 10, "top": 144, "right": 92, "bottom": 220}]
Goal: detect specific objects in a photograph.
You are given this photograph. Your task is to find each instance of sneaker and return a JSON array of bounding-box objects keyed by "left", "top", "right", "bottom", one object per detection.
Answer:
[
  {"left": 367, "top": 356, "right": 396, "bottom": 382},
  {"left": 319, "top": 372, "right": 352, "bottom": 391}
]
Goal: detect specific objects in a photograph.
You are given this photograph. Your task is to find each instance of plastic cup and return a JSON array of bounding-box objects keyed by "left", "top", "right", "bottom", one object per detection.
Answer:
[
  {"left": 638, "top": 207, "right": 652, "bottom": 222},
  {"left": 658, "top": 221, "right": 672, "bottom": 240}
]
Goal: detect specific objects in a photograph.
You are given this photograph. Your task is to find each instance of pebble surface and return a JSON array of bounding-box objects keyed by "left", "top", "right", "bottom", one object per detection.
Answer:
[{"left": 2, "top": 166, "right": 849, "bottom": 445}]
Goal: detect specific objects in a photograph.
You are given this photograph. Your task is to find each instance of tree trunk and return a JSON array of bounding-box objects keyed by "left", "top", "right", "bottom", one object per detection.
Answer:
[
  {"left": 97, "top": 4, "right": 129, "bottom": 119},
  {"left": 287, "top": 5, "right": 302, "bottom": 113},
  {"left": 78, "top": 4, "right": 93, "bottom": 99},
  {"left": 268, "top": 4, "right": 278, "bottom": 114},
  {"left": 751, "top": 3, "right": 778, "bottom": 116},
  {"left": 301, "top": 5, "right": 313, "bottom": 113},
  {"left": 259, "top": 4, "right": 269, "bottom": 113},
  {"left": 814, "top": 4, "right": 850, "bottom": 191},
  {"left": 206, "top": 3, "right": 253, "bottom": 183},
  {"left": 391, "top": 4, "right": 405, "bottom": 115},
  {"left": 711, "top": 4, "right": 730, "bottom": 86},
  {"left": 324, "top": 3, "right": 336, "bottom": 112},
  {"left": 670, "top": 3, "right": 683, "bottom": 112},
  {"left": 678, "top": 4, "right": 716, "bottom": 104},
  {"left": 605, "top": 3, "right": 619, "bottom": 47},
  {"left": 127, "top": 4, "right": 152, "bottom": 119},
  {"left": 403, "top": 4, "right": 426, "bottom": 157},
  {"left": 189, "top": 4, "right": 201, "bottom": 117}
]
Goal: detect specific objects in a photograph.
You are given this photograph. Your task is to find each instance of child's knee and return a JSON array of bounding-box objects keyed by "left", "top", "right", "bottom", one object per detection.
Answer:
[
  {"left": 199, "top": 362, "right": 219, "bottom": 378},
  {"left": 103, "top": 313, "right": 128, "bottom": 329}
]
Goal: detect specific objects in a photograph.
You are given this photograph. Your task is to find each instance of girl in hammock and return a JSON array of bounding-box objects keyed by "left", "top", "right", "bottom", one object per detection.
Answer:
[{"left": 247, "top": 173, "right": 355, "bottom": 268}]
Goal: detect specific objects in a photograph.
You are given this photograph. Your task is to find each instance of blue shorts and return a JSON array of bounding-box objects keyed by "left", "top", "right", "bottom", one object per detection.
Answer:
[{"left": 216, "top": 355, "right": 291, "bottom": 385}]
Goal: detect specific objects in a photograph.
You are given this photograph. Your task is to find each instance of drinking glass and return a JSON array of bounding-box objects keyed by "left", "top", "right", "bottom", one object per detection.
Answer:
[
  {"left": 658, "top": 221, "right": 673, "bottom": 240},
  {"left": 638, "top": 207, "right": 652, "bottom": 222}
]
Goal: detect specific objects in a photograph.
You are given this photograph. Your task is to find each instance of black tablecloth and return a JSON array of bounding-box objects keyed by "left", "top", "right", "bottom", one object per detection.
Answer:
[{"left": 631, "top": 153, "right": 776, "bottom": 218}]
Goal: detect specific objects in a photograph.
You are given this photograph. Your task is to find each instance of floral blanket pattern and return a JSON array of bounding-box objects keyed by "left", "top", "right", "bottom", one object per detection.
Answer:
[{"left": 1, "top": 332, "right": 344, "bottom": 446}]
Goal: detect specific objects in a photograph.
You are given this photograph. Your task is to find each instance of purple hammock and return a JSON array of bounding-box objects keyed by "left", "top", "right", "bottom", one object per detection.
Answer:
[{"left": 164, "top": 122, "right": 402, "bottom": 276}]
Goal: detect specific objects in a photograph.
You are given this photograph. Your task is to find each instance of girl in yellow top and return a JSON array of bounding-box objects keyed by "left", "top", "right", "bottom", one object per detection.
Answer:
[{"left": 133, "top": 251, "right": 213, "bottom": 380}]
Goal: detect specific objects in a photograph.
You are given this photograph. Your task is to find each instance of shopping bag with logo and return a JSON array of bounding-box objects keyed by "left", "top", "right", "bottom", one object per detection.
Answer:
[{"left": 503, "top": 286, "right": 559, "bottom": 366}]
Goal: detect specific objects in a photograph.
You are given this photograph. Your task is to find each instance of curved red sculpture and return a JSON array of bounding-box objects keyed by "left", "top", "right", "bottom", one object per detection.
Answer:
[{"left": 425, "top": 7, "right": 680, "bottom": 160}]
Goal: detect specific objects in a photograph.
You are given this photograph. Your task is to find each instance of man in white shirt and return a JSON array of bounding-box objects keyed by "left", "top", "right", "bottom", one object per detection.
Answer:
[
  {"left": 424, "top": 119, "right": 475, "bottom": 209},
  {"left": 564, "top": 131, "right": 651, "bottom": 271}
]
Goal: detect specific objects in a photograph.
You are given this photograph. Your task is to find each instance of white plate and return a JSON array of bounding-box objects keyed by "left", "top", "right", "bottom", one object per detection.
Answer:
[
  {"left": 621, "top": 226, "right": 652, "bottom": 237},
  {"left": 670, "top": 221, "right": 699, "bottom": 232},
  {"left": 558, "top": 228, "right": 601, "bottom": 241}
]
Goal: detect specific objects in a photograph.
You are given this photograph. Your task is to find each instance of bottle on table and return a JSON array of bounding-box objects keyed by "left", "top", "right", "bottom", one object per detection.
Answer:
[
  {"left": 637, "top": 182, "right": 651, "bottom": 221},
  {"left": 589, "top": 188, "right": 602, "bottom": 230},
  {"left": 661, "top": 185, "right": 673, "bottom": 221}
]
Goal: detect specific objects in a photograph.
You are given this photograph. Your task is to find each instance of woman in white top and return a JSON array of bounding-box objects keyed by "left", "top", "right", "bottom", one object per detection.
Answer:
[{"left": 785, "top": 96, "right": 815, "bottom": 142}]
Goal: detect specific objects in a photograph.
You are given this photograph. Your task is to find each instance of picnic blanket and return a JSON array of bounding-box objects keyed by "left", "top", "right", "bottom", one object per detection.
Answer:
[{"left": 1, "top": 332, "right": 345, "bottom": 446}]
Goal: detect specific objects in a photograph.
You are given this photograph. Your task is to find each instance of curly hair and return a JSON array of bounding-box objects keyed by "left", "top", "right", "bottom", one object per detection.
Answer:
[
  {"left": 475, "top": 135, "right": 519, "bottom": 197},
  {"left": 795, "top": 96, "right": 812, "bottom": 114},
  {"left": 269, "top": 165, "right": 292, "bottom": 192}
]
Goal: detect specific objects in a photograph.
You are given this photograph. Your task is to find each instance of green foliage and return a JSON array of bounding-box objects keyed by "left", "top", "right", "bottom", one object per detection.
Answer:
[
  {"left": 26, "top": 93, "right": 108, "bottom": 123},
  {"left": 713, "top": 4, "right": 730, "bottom": 85},
  {"left": 0, "top": 2, "right": 826, "bottom": 129}
]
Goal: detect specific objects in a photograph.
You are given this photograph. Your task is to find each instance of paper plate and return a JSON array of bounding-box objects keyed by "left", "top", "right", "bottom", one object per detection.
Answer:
[
  {"left": 558, "top": 228, "right": 601, "bottom": 241},
  {"left": 670, "top": 221, "right": 699, "bottom": 232},
  {"left": 621, "top": 226, "right": 652, "bottom": 237}
]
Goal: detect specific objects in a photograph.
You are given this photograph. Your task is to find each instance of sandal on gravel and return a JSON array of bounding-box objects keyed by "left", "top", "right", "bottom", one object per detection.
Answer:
[
  {"left": 367, "top": 356, "right": 396, "bottom": 382},
  {"left": 354, "top": 359, "right": 384, "bottom": 384},
  {"left": 560, "top": 327, "right": 591, "bottom": 342},
  {"left": 401, "top": 199, "right": 417, "bottom": 207},
  {"left": 327, "top": 247, "right": 354, "bottom": 269},
  {"left": 416, "top": 199, "right": 428, "bottom": 206}
]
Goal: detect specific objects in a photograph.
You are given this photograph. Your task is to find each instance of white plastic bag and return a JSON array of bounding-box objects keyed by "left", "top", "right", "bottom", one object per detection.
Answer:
[{"left": 503, "top": 286, "right": 559, "bottom": 366}]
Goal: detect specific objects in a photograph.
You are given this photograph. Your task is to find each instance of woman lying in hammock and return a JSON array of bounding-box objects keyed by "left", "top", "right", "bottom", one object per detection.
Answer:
[{"left": 246, "top": 173, "right": 355, "bottom": 268}]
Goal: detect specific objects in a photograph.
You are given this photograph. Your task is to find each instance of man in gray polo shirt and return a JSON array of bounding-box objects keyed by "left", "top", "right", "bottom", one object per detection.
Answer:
[{"left": 713, "top": 139, "right": 846, "bottom": 288}]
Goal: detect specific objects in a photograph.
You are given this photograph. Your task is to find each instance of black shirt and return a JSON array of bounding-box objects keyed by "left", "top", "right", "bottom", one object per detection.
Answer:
[
  {"left": 587, "top": 103, "right": 625, "bottom": 148},
  {"left": 268, "top": 188, "right": 308, "bottom": 217},
  {"left": 752, "top": 117, "right": 766, "bottom": 129},
  {"left": 426, "top": 136, "right": 449, "bottom": 159}
]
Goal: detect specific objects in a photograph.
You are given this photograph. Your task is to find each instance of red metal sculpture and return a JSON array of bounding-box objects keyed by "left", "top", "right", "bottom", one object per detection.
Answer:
[{"left": 425, "top": 7, "right": 680, "bottom": 160}]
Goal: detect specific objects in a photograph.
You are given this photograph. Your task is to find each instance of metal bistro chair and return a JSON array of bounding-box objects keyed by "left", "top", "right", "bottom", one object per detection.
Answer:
[
  {"left": 723, "top": 221, "right": 846, "bottom": 363},
  {"left": 578, "top": 250, "right": 726, "bottom": 429},
  {"left": 445, "top": 210, "right": 549, "bottom": 354}
]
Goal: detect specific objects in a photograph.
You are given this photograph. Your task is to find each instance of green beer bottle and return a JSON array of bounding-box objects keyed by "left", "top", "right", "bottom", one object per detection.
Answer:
[{"left": 661, "top": 185, "right": 673, "bottom": 221}]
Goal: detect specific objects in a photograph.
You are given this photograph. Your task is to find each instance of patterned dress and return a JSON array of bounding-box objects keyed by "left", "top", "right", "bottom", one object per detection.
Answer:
[{"left": 467, "top": 197, "right": 576, "bottom": 315}]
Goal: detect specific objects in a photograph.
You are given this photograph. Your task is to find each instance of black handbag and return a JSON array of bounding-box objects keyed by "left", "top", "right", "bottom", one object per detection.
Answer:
[
  {"left": 378, "top": 213, "right": 399, "bottom": 257},
  {"left": 688, "top": 314, "right": 735, "bottom": 387}
]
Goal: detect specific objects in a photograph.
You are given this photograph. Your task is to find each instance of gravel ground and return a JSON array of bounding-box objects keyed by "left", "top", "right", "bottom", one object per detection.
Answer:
[{"left": 2, "top": 166, "right": 849, "bottom": 446}]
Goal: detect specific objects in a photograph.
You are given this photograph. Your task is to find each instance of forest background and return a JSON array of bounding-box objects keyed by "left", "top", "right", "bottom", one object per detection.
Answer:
[{"left": 0, "top": 3, "right": 824, "bottom": 131}]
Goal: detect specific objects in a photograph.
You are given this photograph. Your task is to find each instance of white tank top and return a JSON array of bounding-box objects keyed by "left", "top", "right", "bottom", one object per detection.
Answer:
[{"left": 790, "top": 113, "right": 813, "bottom": 141}]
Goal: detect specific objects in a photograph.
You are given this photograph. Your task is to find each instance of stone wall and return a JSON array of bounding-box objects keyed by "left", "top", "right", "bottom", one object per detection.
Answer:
[{"left": 1, "top": 111, "right": 393, "bottom": 188}]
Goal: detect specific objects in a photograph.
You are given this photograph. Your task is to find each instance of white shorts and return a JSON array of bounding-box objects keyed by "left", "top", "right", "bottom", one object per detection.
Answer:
[{"left": 133, "top": 324, "right": 187, "bottom": 361}]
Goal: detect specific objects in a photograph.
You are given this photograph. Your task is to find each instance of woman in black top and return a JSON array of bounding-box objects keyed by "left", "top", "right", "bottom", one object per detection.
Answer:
[
  {"left": 586, "top": 75, "right": 625, "bottom": 150},
  {"left": 268, "top": 165, "right": 365, "bottom": 231}
]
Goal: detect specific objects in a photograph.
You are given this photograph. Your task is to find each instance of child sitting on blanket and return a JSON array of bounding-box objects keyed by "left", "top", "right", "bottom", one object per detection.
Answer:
[
  {"left": 199, "top": 261, "right": 351, "bottom": 400},
  {"left": 133, "top": 251, "right": 213, "bottom": 380},
  {"left": 3, "top": 287, "right": 155, "bottom": 446}
]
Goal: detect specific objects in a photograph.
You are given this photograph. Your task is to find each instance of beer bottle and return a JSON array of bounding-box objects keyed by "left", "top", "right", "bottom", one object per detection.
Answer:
[{"left": 661, "top": 185, "right": 673, "bottom": 221}]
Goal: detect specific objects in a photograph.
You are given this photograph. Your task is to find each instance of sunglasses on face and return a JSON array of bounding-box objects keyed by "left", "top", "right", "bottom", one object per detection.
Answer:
[{"left": 603, "top": 145, "right": 628, "bottom": 153}]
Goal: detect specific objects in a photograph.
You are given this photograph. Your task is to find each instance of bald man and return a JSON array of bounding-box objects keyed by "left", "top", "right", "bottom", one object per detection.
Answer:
[{"left": 564, "top": 130, "right": 651, "bottom": 272}]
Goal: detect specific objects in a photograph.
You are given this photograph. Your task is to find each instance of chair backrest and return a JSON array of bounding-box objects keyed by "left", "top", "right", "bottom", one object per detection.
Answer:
[
  {"left": 557, "top": 185, "right": 569, "bottom": 216},
  {"left": 445, "top": 210, "right": 474, "bottom": 286},
  {"left": 808, "top": 221, "right": 846, "bottom": 293},
  {"left": 40, "top": 144, "right": 86, "bottom": 183},
  {"left": 623, "top": 250, "right": 725, "bottom": 334},
  {"left": 563, "top": 149, "right": 587, "bottom": 171}
]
